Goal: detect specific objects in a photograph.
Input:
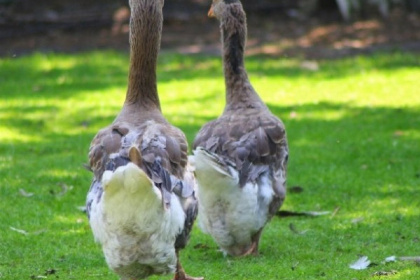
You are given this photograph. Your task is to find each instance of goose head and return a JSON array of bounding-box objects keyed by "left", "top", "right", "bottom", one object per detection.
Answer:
[{"left": 208, "top": 0, "right": 241, "bottom": 19}]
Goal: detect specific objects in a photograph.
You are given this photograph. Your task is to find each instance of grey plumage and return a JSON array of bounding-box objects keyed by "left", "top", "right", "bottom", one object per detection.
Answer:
[
  {"left": 193, "top": 0, "right": 288, "bottom": 256},
  {"left": 85, "top": 0, "right": 201, "bottom": 279}
]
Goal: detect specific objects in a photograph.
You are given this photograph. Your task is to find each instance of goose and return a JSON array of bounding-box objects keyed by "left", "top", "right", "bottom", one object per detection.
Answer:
[
  {"left": 191, "top": 0, "right": 289, "bottom": 257},
  {"left": 86, "top": 0, "right": 202, "bottom": 279}
]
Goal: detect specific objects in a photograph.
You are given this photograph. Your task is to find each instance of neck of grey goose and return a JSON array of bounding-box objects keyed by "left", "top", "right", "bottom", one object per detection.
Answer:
[
  {"left": 124, "top": 0, "right": 162, "bottom": 111},
  {"left": 220, "top": 2, "right": 262, "bottom": 109}
]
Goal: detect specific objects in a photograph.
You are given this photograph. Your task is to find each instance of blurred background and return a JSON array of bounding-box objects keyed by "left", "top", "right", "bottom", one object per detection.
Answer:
[{"left": 1, "top": 0, "right": 419, "bottom": 58}]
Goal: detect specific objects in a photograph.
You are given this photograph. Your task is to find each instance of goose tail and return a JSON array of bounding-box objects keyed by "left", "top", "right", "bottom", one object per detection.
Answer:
[{"left": 192, "top": 147, "right": 238, "bottom": 188}]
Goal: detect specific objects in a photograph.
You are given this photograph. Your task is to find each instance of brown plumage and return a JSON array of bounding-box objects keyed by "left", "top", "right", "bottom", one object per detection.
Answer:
[
  {"left": 192, "top": 0, "right": 288, "bottom": 256},
  {"left": 86, "top": 1, "right": 201, "bottom": 279}
]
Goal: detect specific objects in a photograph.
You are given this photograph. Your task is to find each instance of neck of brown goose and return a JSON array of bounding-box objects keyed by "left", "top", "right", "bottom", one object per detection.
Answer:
[
  {"left": 220, "top": 5, "right": 260, "bottom": 108},
  {"left": 124, "top": 0, "right": 162, "bottom": 111}
]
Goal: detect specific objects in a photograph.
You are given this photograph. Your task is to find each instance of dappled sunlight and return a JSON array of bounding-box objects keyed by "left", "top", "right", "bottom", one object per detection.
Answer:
[
  {"left": 1, "top": 51, "right": 419, "bottom": 279},
  {"left": 53, "top": 214, "right": 88, "bottom": 229},
  {"left": 34, "top": 55, "right": 78, "bottom": 72},
  {"left": 0, "top": 127, "right": 42, "bottom": 142},
  {"left": 0, "top": 155, "right": 13, "bottom": 169},
  {"left": 37, "top": 169, "right": 78, "bottom": 180}
]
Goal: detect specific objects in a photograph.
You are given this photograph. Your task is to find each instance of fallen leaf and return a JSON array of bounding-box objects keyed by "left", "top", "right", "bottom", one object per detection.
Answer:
[
  {"left": 331, "top": 206, "right": 340, "bottom": 217},
  {"left": 349, "top": 256, "right": 371, "bottom": 270},
  {"left": 30, "top": 276, "right": 47, "bottom": 279},
  {"left": 300, "top": 61, "right": 319, "bottom": 71},
  {"left": 77, "top": 206, "right": 87, "bottom": 212},
  {"left": 55, "top": 183, "right": 73, "bottom": 197},
  {"left": 399, "top": 256, "right": 420, "bottom": 262},
  {"left": 351, "top": 217, "right": 364, "bottom": 224},
  {"left": 393, "top": 130, "right": 404, "bottom": 137},
  {"left": 289, "top": 223, "right": 308, "bottom": 235},
  {"left": 372, "top": 270, "right": 397, "bottom": 276},
  {"left": 19, "top": 189, "right": 34, "bottom": 197},
  {"left": 10, "top": 226, "right": 46, "bottom": 236},
  {"left": 385, "top": 256, "right": 396, "bottom": 262},
  {"left": 289, "top": 111, "right": 298, "bottom": 119},
  {"left": 10, "top": 226, "right": 28, "bottom": 235}
]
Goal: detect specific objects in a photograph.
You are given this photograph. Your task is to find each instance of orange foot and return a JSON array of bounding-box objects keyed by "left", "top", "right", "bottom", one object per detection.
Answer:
[
  {"left": 172, "top": 268, "right": 204, "bottom": 280},
  {"left": 240, "top": 228, "right": 263, "bottom": 257},
  {"left": 173, "top": 252, "right": 204, "bottom": 280},
  {"left": 241, "top": 241, "right": 259, "bottom": 256}
]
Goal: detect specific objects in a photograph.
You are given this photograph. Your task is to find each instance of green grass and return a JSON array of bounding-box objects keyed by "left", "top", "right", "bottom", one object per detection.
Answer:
[{"left": 0, "top": 50, "right": 419, "bottom": 280}]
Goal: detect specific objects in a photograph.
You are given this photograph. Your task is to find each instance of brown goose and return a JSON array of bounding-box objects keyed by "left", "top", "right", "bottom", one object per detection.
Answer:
[
  {"left": 192, "top": 0, "right": 288, "bottom": 257},
  {"left": 86, "top": 0, "right": 202, "bottom": 279}
]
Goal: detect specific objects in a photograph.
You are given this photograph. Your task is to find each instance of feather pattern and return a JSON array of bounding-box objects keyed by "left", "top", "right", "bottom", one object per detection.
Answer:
[
  {"left": 192, "top": 0, "right": 288, "bottom": 257},
  {"left": 85, "top": 0, "right": 200, "bottom": 279}
]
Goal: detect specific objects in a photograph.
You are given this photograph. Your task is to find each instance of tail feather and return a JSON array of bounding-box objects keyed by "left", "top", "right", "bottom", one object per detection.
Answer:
[
  {"left": 100, "top": 163, "right": 163, "bottom": 223},
  {"left": 192, "top": 147, "right": 238, "bottom": 187},
  {"left": 102, "top": 162, "right": 154, "bottom": 195}
]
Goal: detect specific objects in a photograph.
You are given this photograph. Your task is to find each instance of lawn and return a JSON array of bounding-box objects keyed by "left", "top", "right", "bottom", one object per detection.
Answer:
[{"left": 0, "top": 50, "right": 419, "bottom": 280}]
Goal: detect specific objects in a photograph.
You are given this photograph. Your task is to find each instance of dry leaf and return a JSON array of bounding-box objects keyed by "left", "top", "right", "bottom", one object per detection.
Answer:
[
  {"left": 10, "top": 226, "right": 28, "bottom": 235},
  {"left": 289, "top": 111, "right": 298, "bottom": 119},
  {"left": 393, "top": 130, "right": 404, "bottom": 137},
  {"left": 19, "top": 189, "right": 34, "bottom": 197},
  {"left": 399, "top": 256, "right": 420, "bottom": 262},
  {"left": 385, "top": 256, "right": 396, "bottom": 262},
  {"left": 300, "top": 61, "right": 319, "bottom": 71},
  {"left": 77, "top": 206, "right": 87, "bottom": 212},
  {"left": 351, "top": 217, "right": 364, "bottom": 224},
  {"left": 349, "top": 256, "right": 371, "bottom": 270},
  {"left": 372, "top": 270, "right": 397, "bottom": 276},
  {"left": 331, "top": 206, "right": 340, "bottom": 217},
  {"left": 304, "top": 211, "right": 330, "bottom": 216},
  {"left": 55, "top": 183, "right": 73, "bottom": 197},
  {"left": 10, "top": 226, "right": 46, "bottom": 236}
]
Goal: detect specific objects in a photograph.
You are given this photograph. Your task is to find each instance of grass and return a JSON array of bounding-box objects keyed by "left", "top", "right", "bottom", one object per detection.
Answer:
[{"left": 0, "top": 50, "right": 419, "bottom": 280}]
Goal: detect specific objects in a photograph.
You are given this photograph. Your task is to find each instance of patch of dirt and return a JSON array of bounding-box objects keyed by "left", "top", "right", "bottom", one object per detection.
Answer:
[{"left": 1, "top": 5, "right": 419, "bottom": 59}]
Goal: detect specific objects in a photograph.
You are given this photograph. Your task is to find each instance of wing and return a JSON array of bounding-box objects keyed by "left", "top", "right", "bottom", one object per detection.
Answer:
[
  {"left": 88, "top": 123, "right": 130, "bottom": 181},
  {"left": 193, "top": 108, "right": 288, "bottom": 190},
  {"left": 87, "top": 120, "right": 190, "bottom": 215}
]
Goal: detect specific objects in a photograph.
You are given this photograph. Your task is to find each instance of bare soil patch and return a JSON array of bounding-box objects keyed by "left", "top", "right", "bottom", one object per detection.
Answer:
[{"left": 1, "top": 4, "right": 419, "bottom": 59}]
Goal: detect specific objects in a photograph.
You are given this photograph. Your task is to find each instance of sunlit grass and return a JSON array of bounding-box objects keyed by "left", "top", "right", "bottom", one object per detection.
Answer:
[{"left": 0, "top": 50, "right": 419, "bottom": 279}]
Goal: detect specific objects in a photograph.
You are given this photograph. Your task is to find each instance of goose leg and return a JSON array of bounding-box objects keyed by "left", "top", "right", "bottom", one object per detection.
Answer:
[
  {"left": 172, "top": 251, "right": 204, "bottom": 280},
  {"left": 242, "top": 228, "right": 263, "bottom": 256}
]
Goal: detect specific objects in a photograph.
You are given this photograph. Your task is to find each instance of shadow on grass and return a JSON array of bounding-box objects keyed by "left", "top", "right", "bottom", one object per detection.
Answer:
[
  {"left": 1, "top": 99, "right": 419, "bottom": 198},
  {"left": 1, "top": 50, "right": 418, "bottom": 102},
  {"left": 1, "top": 50, "right": 419, "bottom": 279}
]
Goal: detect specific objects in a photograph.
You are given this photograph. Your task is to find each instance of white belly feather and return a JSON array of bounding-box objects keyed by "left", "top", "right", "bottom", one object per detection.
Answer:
[
  {"left": 193, "top": 150, "right": 274, "bottom": 254},
  {"left": 88, "top": 163, "right": 185, "bottom": 276}
]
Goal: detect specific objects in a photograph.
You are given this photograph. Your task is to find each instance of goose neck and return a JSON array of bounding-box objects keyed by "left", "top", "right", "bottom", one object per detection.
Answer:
[{"left": 125, "top": 0, "right": 162, "bottom": 110}]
